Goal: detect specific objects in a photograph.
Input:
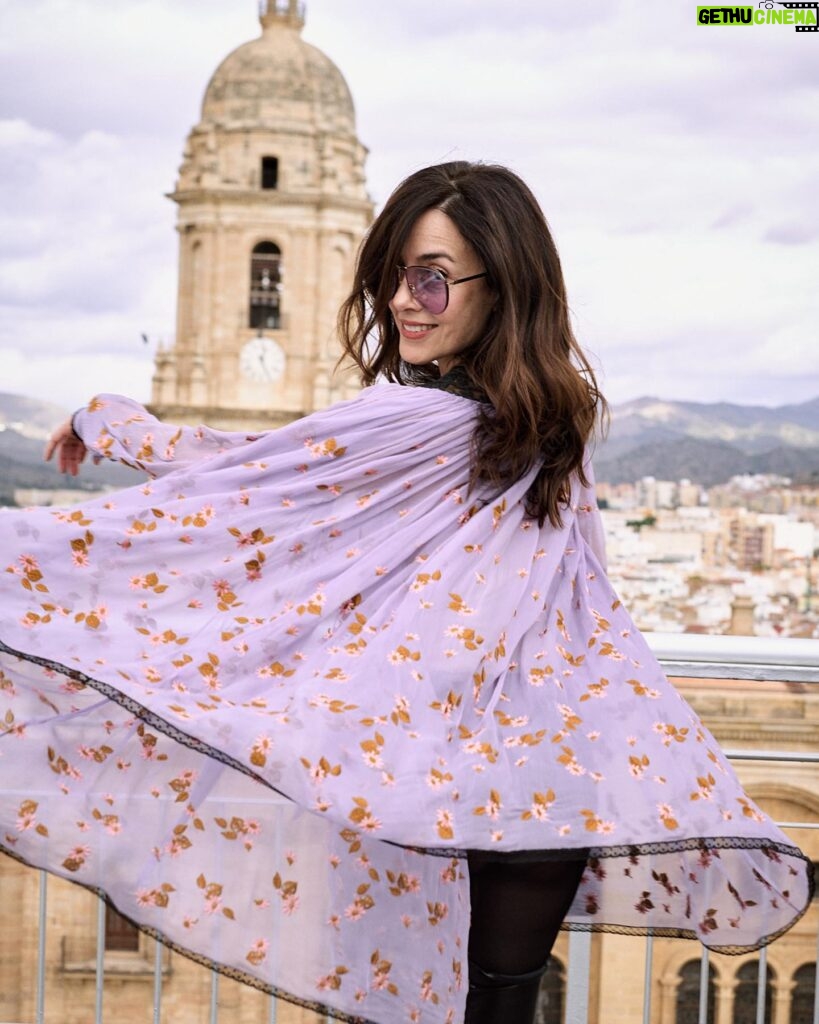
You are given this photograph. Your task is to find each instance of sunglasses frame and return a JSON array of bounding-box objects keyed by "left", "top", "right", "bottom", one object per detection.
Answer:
[{"left": 395, "top": 264, "right": 488, "bottom": 314}]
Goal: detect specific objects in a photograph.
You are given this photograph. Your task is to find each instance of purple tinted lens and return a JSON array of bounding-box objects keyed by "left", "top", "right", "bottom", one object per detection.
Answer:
[{"left": 407, "top": 267, "right": 448, "bottom": 314}]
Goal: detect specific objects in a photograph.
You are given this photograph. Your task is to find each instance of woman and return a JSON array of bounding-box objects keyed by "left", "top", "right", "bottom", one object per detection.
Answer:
[{"left": 2, "top": 162, "right": 812, "bottom": 1024}]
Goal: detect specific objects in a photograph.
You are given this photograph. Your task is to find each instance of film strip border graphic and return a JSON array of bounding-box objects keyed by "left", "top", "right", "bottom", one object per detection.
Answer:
[{"left": 776, "top": 1, "right": 819, "bottom": 31}]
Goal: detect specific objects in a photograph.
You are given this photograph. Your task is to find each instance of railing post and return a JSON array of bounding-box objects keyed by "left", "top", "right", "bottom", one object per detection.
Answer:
[
  {"left": 813, "top": 925, "right": 819, "bottom": 1024},
  {"left": 210, "top": 969, "right": 220, "bottom": 1023},
  {"left": 565, "top": 930, "right": 591, "bottom": 1024},
  {"left": 36, "top": 871, "right": 47, "bottom": 1024},
  {"left": 642, "top": 934, "right": 654, "bottom": 1024},
  {"left": 153, "top": 938, "right": 163, "bottom": 1024},
  {"left": 699, "top": 946, "right": 710, "bottom": 1024},
  {"left": 755, "top": 945, "right": 767, "bottom": 1024},
  {"left": 95, "top": 897, "right": 106, "bottom": 1024}
]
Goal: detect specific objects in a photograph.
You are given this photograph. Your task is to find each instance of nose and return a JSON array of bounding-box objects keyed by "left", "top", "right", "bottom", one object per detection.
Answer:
[{"left": 391, "top": 272, "right": 422, "bottom": 311}]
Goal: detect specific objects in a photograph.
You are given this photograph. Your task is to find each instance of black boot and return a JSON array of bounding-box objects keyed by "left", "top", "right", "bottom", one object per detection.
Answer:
[{"left": 464, "top": 959, "right": 546, "bottom": 1024}]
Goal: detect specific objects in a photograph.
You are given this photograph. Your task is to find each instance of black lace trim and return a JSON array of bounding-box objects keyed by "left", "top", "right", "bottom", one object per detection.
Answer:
[
  {"left": 0, "top": 845, "right": 377, "bottom": 1024},
  {"left": 0, "top": 636, "right": 813, "bottom": 959},
  {"left": 418, "top": 365, "right": 491, "bottom": 404}
]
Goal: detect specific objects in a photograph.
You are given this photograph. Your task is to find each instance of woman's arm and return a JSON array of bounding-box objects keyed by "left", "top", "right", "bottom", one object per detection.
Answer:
[{"left": 45, "top": 394, "right": 262, "bottom": 479}]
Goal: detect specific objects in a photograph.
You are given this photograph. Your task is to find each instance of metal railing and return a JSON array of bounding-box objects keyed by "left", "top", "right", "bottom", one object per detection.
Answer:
[
  {"left": 562, "top": 631, "right": 819, "bottom": 1024},
  {"left": 16, "top": 632, "right": 819, "bottom": 1024}
]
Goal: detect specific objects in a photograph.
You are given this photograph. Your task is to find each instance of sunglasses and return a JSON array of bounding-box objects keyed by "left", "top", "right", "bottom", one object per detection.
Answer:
[{"left": 395, "top": 265, "right": 488, "bottom": 315}]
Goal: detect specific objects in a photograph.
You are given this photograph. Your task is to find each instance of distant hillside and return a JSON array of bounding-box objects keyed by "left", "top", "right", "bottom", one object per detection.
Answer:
[
  {"left": 593, "top": 395, "right": 819, "bottom": 484},
  {"left": 605, "top": 396, "right": 819, "bottom": 455},
  {"left": 0, "top": 393, "right": 139, "bottom": 504},
  {"left": 594, "top": 436, "right": 819, "bottom": 487},
  {"left": 0, "top": 392, "right": 73, "bottom": 440}
]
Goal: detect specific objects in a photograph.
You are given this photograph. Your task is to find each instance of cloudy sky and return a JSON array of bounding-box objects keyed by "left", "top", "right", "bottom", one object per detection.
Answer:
[{"left": 1, "top": 0, "right": 818, "bottom": 413}]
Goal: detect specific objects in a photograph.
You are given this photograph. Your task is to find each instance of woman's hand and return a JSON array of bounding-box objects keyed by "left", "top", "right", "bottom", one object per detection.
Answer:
[{"left": 45, "top": 418, "right": 88, "bottom": 477}]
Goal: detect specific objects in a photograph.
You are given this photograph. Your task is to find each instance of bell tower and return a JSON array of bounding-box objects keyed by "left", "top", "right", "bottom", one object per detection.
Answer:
[{"left": 151, "top": 1, "right": 372, "bottom": 429}]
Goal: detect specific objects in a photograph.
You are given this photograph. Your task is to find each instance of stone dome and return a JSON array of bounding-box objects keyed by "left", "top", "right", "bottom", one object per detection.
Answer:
[{"left": 201, "top": 3, "right": 356, "bottom": 137}]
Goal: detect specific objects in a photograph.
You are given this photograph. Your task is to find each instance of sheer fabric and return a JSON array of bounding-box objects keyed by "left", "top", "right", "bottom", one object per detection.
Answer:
[{"left": 0, "top": 381, "right": 812, "bottom": 1023}]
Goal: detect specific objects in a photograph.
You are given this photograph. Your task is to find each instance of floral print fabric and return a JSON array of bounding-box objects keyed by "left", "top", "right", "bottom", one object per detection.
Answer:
[{"left": 0, "top": 384, "right": 812, "bottom": 1024}]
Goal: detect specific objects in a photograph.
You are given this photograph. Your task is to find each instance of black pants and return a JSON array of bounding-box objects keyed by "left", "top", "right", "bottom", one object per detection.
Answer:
[{"left": 467, "top": 852, "right": 587, "bottom": 976}]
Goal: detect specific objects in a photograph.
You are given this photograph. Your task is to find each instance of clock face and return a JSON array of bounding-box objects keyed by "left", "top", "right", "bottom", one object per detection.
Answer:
[{"left": 239, "top": 336, "right": 286, "bottom": 384}]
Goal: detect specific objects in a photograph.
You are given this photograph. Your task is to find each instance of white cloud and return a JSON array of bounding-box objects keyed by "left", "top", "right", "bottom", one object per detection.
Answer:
[{"left": 0, "top": 0, "right": 817, "bottom": 410}]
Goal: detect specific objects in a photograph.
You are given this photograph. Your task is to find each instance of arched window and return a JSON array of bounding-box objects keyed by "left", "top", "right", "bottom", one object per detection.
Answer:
[
  {"left": 790, "top": 963, "right": 816, "bottom": 1024},
  {"left": 733, "top": 961, "right": 776, "bottom": 1024},
  {"left": 249, "top": 242, "right": 282, "bottom": 329},
  {"left": 675, "top": 959, "right": 716, "bottom": 1024},
  {"left": 535, "top": 958, "right": 565, "bottom": 1024}
]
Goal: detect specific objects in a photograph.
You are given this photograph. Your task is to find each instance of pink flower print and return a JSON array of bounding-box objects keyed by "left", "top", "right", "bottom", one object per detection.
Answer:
[
  {"left": 203, "top": 895, "right": 222, "bottom": 915},
  {"left": 62, "top": 844, "right": 91, "bottom": 872},
  {"left": 436, "top": 809, "right": 454, "bottom": 841},
  {"left": 362, "top": 750, "right": 384, "bottom": 770},
  {"left": 281, "top": 894, "right": 300, "bottom": 915},
  {"left": 211, "top": 579, "right": 232, "bottom": 600},
  {"left": 440, "top": 862, "right": 458, "bottom": 884},
  {"left": 344, "top": 902, "right": 366, "bottom": 921},
  {"left": 420, "top": 972, "right": 437, "bottom": 1002},
  {"left": 328, "top": 914, "right": 341, "bottom": 930},
  {"left": 657, "top": 803, "right": 680, "bottom": 830},
  {"left": 15, "top": 802, "right": 37, "bottom": 832}
]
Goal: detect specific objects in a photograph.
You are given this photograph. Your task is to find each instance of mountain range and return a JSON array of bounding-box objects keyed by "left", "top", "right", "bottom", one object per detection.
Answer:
[
  {"left": 0, "top": 391, "right": 817, "bottom": 501},
  {"left": 593, "top": 396, "right": 819, "bottom": 486}
]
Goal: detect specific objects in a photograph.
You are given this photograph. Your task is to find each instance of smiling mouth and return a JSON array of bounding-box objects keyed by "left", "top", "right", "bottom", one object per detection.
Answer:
[{"left": 400, "top": 322, "right": 436, "bottom": 335}]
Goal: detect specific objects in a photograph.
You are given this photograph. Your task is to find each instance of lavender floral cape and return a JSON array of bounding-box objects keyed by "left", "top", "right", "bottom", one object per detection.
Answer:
[{"left": 0, "top": 383, "right": 812, "bottom": 1024}]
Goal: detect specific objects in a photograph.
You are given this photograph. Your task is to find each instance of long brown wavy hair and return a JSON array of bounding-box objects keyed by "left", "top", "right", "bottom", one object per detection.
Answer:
[{"left": 338, "top": 161, "right": 606, "bottom": 527}]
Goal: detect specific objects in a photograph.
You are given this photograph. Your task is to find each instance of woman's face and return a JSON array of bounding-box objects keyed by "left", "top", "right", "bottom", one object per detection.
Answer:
[{"left": 389, "top": 208, "right": 494, "bottom": 375}]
